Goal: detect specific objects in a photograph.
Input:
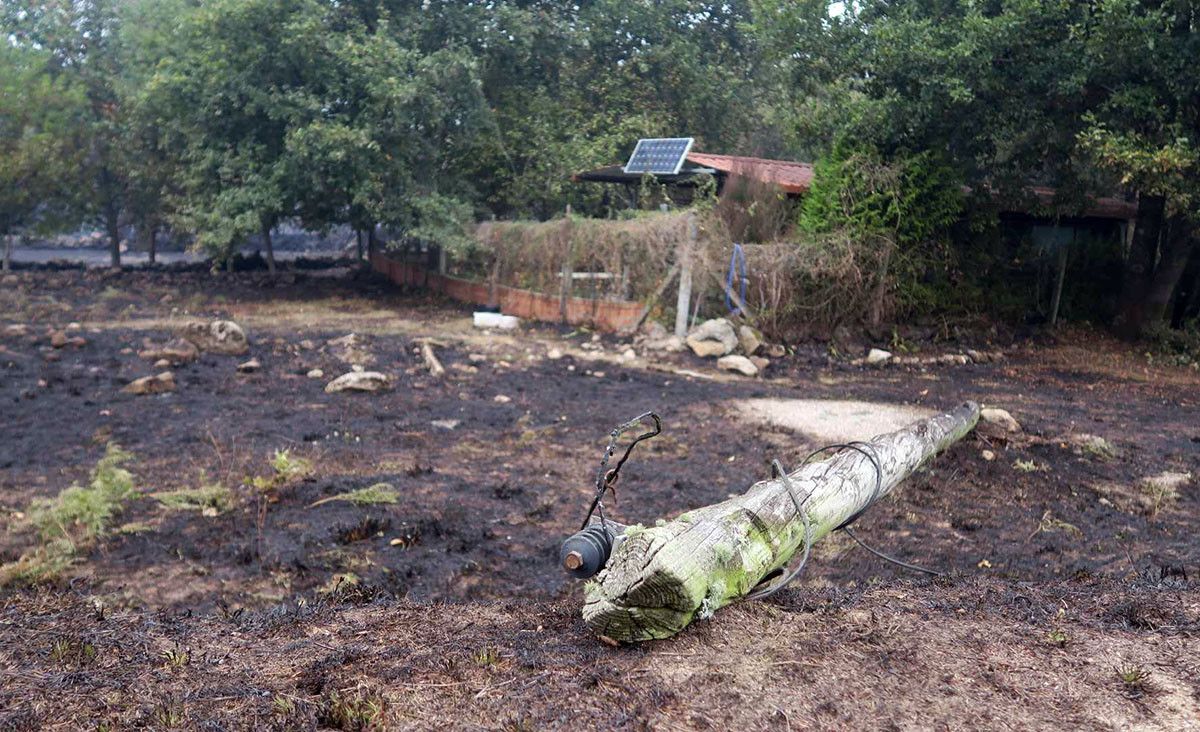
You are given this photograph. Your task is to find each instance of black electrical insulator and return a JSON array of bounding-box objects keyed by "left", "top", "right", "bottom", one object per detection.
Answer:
[{"left": 559, "top": 524, "right": 615, "bottom": 579}]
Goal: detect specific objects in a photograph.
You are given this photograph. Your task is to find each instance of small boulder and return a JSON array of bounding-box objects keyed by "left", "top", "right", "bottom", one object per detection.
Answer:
[
  {"left": 546, "top": 348, "right": 564, "bottom": 360},
  {"left": 153, "top": 358, "right": 171, "bottom": 369},
  {"left": 306, "top": 368, "right": 324, "bottom": 379},
  {"left": 640, "top": 320, "right": 669, "bottom": 340},
  {"left": 3, "top": 324, "right": 29, "bottom": 338},
  {"left": 177, "top": 320, "right": 249, "bottom": 356},
  {"left": 237, "top": 358, "right": 261, "bottom": 373},
  {"left": 324, "top": 371, "right": 390, "bottom": 394},
  {"left": 717, "top": 354, "right": 759, "bottom": 377},
  {"left": 865, "top": 348, "right": 893, "bottom": 366},
  {"left": 763, "top": 343, "right": 787, "bottom": 358},
  {"left": 737, "top": 325, "right": 763, "bottom": 356},
  {"left": 686, "top": 318, "right": 738, "bottom": 358},
  {"left": 123, "top": 371, "right": 176, "bottom": 395},
  {"left": 49, "top": 330, "right": 69, "bottom": 348},
  {"left": 939, "top": 353, "right": 970, "bottom": 366},
  {"left": 643, "top": 335, "right": 687, "bottom": 353},
  {"left": 138, "top": 338, "right": 199, "bottom": 365},
  {"left": 327, "top": 333, "right": 374, "bottom": 366},
  {"left": 749, "top": 356, "right": 770, "bottom": 372},
  {"left": 493, "top": 394, "right": 512, "bottom": 403},
  {"left": 980, "top": 407, "right": 1021, "bottom": 433}
]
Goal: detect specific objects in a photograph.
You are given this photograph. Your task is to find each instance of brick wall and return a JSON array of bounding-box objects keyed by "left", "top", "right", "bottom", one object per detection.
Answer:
[{"left": 370, "top": 251, "right": 644, "bottom": 333}]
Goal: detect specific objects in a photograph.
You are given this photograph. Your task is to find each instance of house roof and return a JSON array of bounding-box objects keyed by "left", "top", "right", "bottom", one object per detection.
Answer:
[
  {"left": 683, "top": 153, "right": 815, "bottom": 194},
  {"left": 575, "top": 151, "right": 1137, "bottom": 221}
]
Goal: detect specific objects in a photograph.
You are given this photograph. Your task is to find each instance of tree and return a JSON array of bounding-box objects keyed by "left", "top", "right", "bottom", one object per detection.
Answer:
[
  {"left": 1076, "top": 1, "right": 1200, "bottom": 338},
  {"left": 0, "top": 43, "right": 84, "bottom": 271}
]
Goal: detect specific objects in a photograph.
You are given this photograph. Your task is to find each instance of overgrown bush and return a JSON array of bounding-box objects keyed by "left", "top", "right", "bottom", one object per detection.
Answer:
[
  {"left": 797, "top": 144, "right": 963, "bottom": 327},
  {"left": 464, "top": 211, "right": 724, "bottom": 305}
]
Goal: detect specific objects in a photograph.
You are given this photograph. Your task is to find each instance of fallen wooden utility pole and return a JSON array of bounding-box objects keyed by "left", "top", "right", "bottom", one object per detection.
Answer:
[{"left": 582, "top": 401, "right": 980, "bottom": 642}]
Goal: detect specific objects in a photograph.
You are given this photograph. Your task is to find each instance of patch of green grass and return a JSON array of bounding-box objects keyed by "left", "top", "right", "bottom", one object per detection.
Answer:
[
  {"left": 271, "top": 449, "right": 312, "bottom": 480},
  {"left": 152, "top": 482, "right": 233, "bottom": 516},
  {"left": 320, "top": 690, "right": 385, "bottom": 732},
  {"left": 1, "top": 444, "right": 136, "bottom": 587},
  {"left": 250, "top": 449, "right": 314, "bottom": 492},
  {"left": 309, "top": 483, "right": 399, "bottom": 508},
  {"left": 1029, "top": 510, "right": 1083, "bottom": 541},
  {"left": 30, "top": 444, "right": 136, "bottom": 543},
  {"left": 1012, "top": 459, "right": 1046, "bottom": 473},
  {"left": 474, "top": 647, "right": 500, "bottom": 669},
  {"left": 1115, "top": 664, "right": 1153, "bottom": 699},
  {"left": 161, "top": 646, "right": 190, "bottom": 670}
]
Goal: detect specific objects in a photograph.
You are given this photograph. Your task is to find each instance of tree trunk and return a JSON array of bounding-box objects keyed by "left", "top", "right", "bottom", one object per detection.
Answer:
[
  {"left": 1114, "top": 195, "right": 1165, "bottom": 339},
  {"left": 261, "top": 218, "right": 276, "bottom": 276},
  {"left": 1173, "top": 247, "right": 1200, "bottom": 326},
  {"left": 1143, "top": 217, "right": 1194, "bottom": 326},
  {"left": 868, "top": 239, "right": 894, "bottom": 328},
  {"left": 106, "top": 204, "right": 122, "bottom": 270},
  {"left": 355, "top": 229, "right": 363, "bottom": 261},
  {"left": 582, "top": 402, "right": 981, "bottom": 642},
  {"left": 2, "top": 234, "right": 11, "bottom": 272},
  {"left": 140, "top": 223, "right": 157, "bottom": 265}
]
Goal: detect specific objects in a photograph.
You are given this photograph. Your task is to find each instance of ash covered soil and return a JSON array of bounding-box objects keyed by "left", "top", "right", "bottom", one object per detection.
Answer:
[{"left": 1, "top": 263, "right": 1198, "bottom": 729}]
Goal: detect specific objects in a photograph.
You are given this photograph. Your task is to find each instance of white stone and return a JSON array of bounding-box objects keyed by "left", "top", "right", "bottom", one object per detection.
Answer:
[
  {"left": 473, "top": 312, "right": 520, "bottom": 330},
  {"left": 980, "top": 407, "right": 1021, "bottom": 433},
  {"left": 717, "top": 354, "right": 759, "bottom": 377},
  {"left": 866, "top": 348, "right": 893, "bottom": 366},
  {"left": 324, "top": 371, "right": 390, "bottom": 394},
  {"left": 686, "top": 318, "right": 738, "bottom": 358}
]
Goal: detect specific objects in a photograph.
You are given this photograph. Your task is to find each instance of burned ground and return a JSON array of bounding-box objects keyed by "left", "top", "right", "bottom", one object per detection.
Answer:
[{"left": 1, "top": 263, "right": 1198, "bottom": 729}]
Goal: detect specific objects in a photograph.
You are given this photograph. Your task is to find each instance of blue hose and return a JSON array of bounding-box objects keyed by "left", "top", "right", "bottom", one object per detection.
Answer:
[{"left": 725, "top": 243, "right": 747, "bottom": 315}]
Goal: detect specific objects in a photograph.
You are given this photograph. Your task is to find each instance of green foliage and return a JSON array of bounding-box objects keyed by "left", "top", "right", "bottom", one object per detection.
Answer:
[
  {"left": 796, "top": 143, "right": 963, "bottom": 321},
  {"left": 309, "top": 484, "right": 400, "bottom": 508},
  {"left": 0, "top": 43, "right": 86, "bottom": 241},
  {"left": 151, "top": 482, "right": 234, "bottom": 515},
  {"left": 29, "top": 443, "right": 136, "bottom": 544},
  {"left": 1, "top": 444, "right": 136, "bottom": 586}
]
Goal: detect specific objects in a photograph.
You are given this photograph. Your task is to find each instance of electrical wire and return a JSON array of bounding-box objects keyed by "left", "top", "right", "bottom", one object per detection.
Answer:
[{"left": 748, "top": 441, "right": 944, "bottom": 599}]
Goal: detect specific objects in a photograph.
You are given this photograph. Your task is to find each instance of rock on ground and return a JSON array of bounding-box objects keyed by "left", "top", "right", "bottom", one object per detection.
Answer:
[
  {"left": 123, "top": 371, "right": 176, "bottom": 396},
  {"left": 980, "top": 407, "right": 1021, "bottom": 433},
  {"left": 866, "top": 348, "right": 893, "bottom": 366},
  {"left": 686, "top": 318, "right": 738, "bottom": 358},
  {"left": 237, "top": 358, "right": 261, "bottom": 373},
  {"left": 324, "top": 371, "right": 390, "bottom": 394},
  {"left": 138, "top": 338, "right": 199, "bottom": 365},
  {"left": 717, "top": 354, "right": 759, "bottom": 377},
  {"left": 737, "top": 325, "right": 762, "bottom": 356},
  {"left": 327, "top": 333, "right": 375, "bottom": 366},
  {"left": 177, "top": 320, "right": 249, "bottom": 356}
]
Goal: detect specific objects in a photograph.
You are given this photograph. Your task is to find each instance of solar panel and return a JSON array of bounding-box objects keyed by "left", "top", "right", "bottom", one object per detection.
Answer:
[{"left": 623, "top": 137, "right": 694, "bottom": 175}]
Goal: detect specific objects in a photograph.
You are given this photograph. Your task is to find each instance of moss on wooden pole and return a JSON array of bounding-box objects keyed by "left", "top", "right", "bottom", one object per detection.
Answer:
[{"left": 582, "top": 401, "right": 980, "bottom": 643}]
